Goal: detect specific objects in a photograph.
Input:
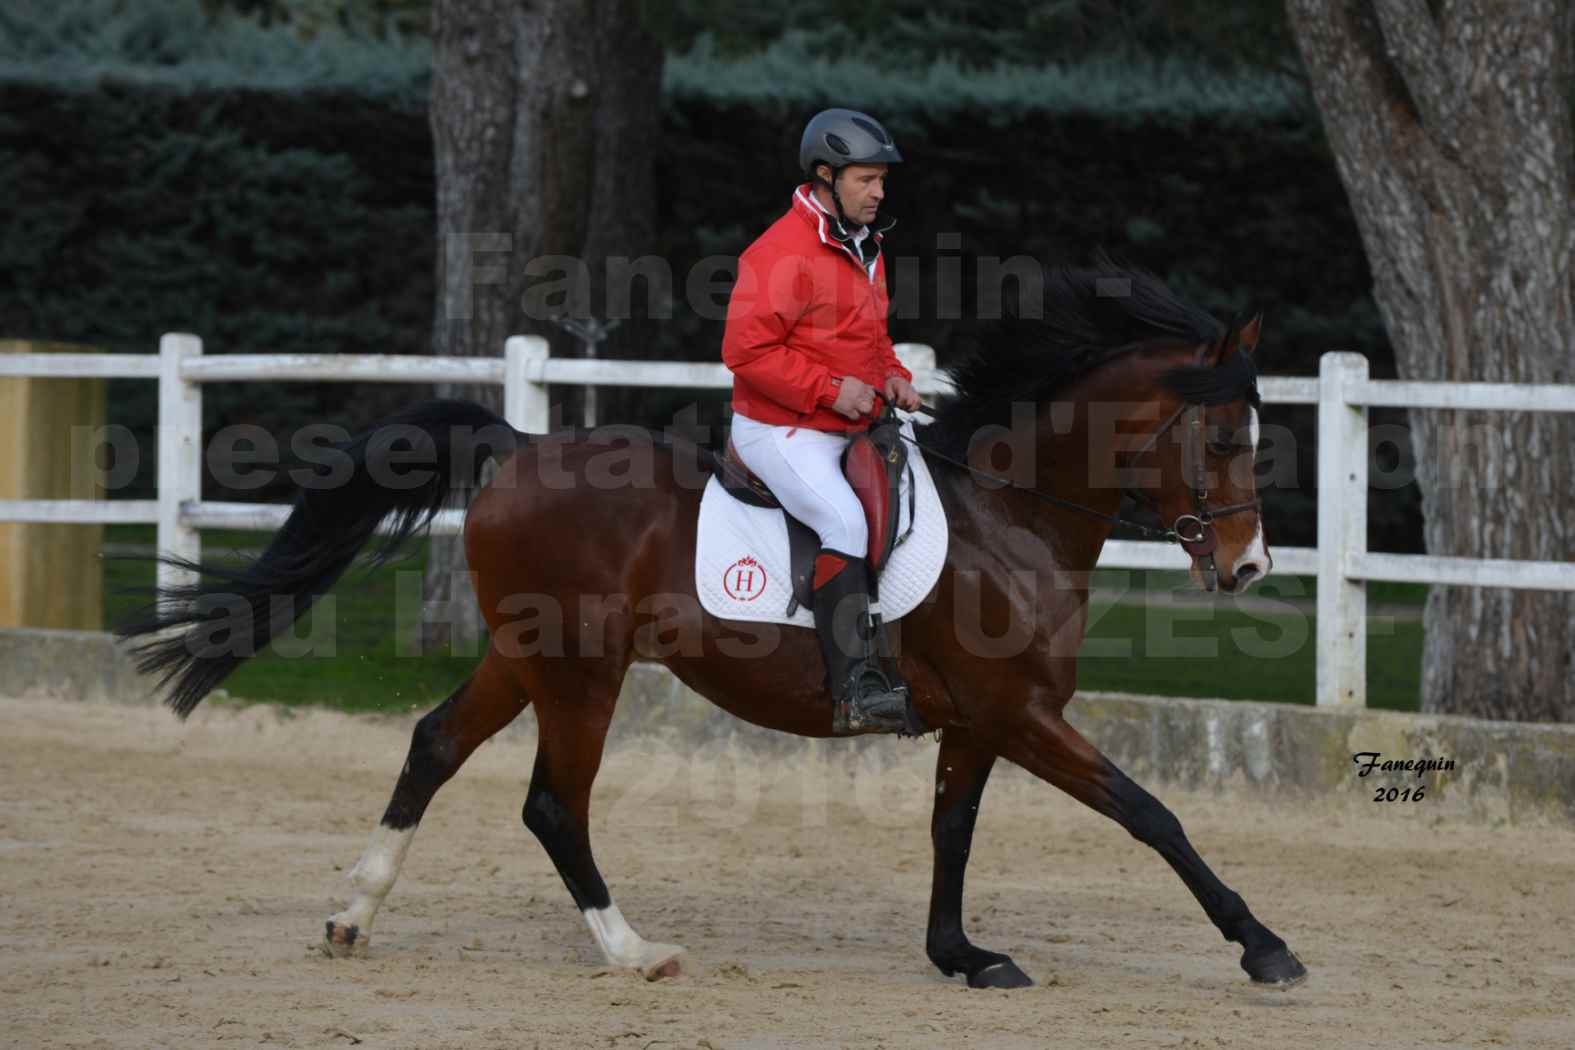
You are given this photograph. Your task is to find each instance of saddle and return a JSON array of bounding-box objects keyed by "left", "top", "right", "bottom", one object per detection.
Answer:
[{"left": 714, "top": 406, "right": 915, "bottom": 617}]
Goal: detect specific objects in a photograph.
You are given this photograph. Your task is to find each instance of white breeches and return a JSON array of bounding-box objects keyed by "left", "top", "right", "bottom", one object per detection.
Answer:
[{"left": 730, "top": 412, "right": 868, "bottom": 556}]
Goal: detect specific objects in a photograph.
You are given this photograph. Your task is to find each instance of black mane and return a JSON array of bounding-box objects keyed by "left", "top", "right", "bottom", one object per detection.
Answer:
[{"left": 922, "top": 262, "right": 1250, "bottom": 456}]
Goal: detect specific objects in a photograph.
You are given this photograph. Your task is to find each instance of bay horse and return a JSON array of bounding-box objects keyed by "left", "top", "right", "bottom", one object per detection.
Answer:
[{"left": 119, "top": 265, "right": 1306, "bottom": 990}]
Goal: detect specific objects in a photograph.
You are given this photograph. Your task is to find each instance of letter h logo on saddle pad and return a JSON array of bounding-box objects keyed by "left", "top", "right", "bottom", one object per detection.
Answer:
[{"left": 722, "top": 555, "right": 768, "bottom": 602}]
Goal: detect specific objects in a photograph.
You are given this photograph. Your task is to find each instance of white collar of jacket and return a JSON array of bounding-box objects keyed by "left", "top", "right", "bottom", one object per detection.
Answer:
[{"left": 791, "top": 183, "right": 895, "bottom": 283}]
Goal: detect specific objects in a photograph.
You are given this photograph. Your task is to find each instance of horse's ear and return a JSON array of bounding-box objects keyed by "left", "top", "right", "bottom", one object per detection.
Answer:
[
  {"left": 1209, "top": 312, "right": 1261, "bottom": 365},
  {"left": 1205, "top": 314, "right": 1236, "bottom": 366},
  {"left": 1235, "top": 313, "right": 1262, "bottom": 358}
]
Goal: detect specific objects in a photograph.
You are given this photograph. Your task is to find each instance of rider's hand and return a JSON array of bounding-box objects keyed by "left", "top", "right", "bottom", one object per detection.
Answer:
[
  {"left": 831, "top": 376, "right": 878, "bottom": 420},
  {"left": 883, "top": 375, "right": 921, "bottom": 412}
]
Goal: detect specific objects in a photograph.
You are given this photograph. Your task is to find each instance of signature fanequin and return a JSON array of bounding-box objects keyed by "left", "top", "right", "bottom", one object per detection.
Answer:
[{"left": 1351, "top": 752, "right": 1456, "bottom": 803}]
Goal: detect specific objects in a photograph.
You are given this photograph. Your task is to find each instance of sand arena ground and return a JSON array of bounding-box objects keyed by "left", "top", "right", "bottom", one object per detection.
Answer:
[{"left": 1, "top": 694, "right": 1572, "bottom": 1049}]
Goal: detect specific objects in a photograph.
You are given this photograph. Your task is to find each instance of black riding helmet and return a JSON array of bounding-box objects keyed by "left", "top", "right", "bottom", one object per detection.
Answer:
[{"left": 798, "top": 108, "right": 902, "bottom": 233}]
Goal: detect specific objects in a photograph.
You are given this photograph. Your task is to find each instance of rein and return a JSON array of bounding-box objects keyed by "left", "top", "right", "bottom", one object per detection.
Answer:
[
  {"left": 903, "top": 399, "right": 1260, "bottom": 583},
  {"left": 899, "top": 430, "right": 1182, "bottom": 542}
]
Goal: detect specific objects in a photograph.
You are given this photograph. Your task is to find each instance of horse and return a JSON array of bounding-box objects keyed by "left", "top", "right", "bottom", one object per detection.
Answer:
[{"left": 118, "top": 264, "right": 1305, "bottom": 991}]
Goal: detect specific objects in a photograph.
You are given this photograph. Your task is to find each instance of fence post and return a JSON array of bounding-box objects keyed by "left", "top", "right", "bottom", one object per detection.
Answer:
[
  {"left": 504, "top": 335, "right": 551, "bottom": 434},
  {"left": 157, "top": 333, "right": 203, "bottom": 594},
  {"left": 1316, "top": 351, "right": 1369, "bottom": 707}
]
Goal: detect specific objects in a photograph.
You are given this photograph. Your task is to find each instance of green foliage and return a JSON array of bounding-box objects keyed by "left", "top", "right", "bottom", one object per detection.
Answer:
[
  {"left": 665, "top": 30, "right": 1307, "bottom": 125},
  {"left": 4, "top": 0, "right": 1305, "bottom": 121},
  {"left": 200, "top": 0, "right": 428, "bottom": 39},
  {"left": 0, "top": 79, "right": 434, "bottom": 497},
  {"left": 0, "top": 0, "right": 429, "bottom": 99},
  {"left": 647, "top": 0, "right": 1302, "bottom": 75}
]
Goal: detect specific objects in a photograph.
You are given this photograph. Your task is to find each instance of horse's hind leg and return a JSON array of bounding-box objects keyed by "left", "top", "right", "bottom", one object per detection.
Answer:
[
  {"left": 324, "top": 648, "right": 527, "bottom": 957},
  {"left": 999, "top": 708, "right": 1307, "bottom": 987},
  {"left": 523, "top": 675, "right": 685, "bottom": 980}
]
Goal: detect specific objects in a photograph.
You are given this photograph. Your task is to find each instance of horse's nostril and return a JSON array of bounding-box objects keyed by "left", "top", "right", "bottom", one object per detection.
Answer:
[{"left": 1234, "top": 564, "right": 1263, "bottom": 591}]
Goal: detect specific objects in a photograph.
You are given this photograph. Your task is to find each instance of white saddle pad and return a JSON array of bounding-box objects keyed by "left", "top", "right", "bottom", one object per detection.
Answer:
[{"left": 695, "top": 420, "right": 949, "bottom": 627}]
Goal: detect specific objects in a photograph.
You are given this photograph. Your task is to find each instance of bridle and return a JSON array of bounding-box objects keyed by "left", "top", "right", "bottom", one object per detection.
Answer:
[
  {"left": 903, "top": 395, "right": 1260, "bottom": 588},
  {"left": 1122, "top": 400, "right": 1262, "bottom": 589}
]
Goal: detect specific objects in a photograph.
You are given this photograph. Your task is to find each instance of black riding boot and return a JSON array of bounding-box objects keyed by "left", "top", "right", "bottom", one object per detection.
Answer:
[{"left": 811, "top": 549, "right": 913, "bottom": 735}]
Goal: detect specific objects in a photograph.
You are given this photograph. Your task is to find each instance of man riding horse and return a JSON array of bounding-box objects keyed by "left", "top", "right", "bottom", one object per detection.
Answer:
[
  {"left": 122, "top": 109, "right": 1305, "bottom": 989},
  {"left": 722, "top": 107, "right": 923, "bottom": 735}
]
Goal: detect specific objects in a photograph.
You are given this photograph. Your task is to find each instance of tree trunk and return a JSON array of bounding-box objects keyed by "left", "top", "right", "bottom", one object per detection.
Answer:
[
  {"left": 1285, "top": 0, "right": 1575, "bottom": 721},
  {"left": 577, "top": 0, "right": 666, "bottom": 428},
  {"left": 422, "top": 0, "right": 662, "bottom": 653}
]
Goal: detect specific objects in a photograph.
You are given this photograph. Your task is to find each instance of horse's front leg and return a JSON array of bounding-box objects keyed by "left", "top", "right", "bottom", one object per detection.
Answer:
[
  {"left": 999, "top": 701, "right": 1307, "bottom": 987},
  {"left": 926, "top": 727, "right": 1033, "bottom": 988}
]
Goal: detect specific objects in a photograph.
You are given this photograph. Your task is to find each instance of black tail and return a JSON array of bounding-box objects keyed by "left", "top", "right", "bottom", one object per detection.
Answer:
[{"left": 115, "top": 399, "right": 520, "bottom": 718}]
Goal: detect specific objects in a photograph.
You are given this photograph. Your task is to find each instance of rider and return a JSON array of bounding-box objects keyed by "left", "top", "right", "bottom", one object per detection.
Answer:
[{"left": 721, "top": 108, "right": 923, "bottom": 735}]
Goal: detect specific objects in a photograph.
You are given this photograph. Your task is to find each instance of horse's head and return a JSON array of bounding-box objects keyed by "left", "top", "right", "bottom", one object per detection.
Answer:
[
  {"left": 1144, "top": 315, "right": 1270, "bottom": 594},
  {"left": 924, "top": 263, "right": 1273, "bottom": 594}
]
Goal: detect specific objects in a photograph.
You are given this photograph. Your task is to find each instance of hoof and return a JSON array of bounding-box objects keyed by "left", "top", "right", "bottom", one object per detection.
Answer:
[
  {"left": 323, "top": 920, "right": 368, "bottom": 959},
  {"left": 1242, "top": 945, "right": 1307, "bottom": 988},
  {"left": 967, "top": 959, "right": 1034, "bottom": 990},
  {"left": 638, "top": 943, "right": 687, "bottom": 981}
]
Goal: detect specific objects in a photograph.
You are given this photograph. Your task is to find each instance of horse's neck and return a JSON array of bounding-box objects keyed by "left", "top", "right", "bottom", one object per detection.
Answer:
[
  {"left": 935, "top": 368, "right": 1142, "bottom": 580},
  {"left": 1030, "top": 366, "right": 1146, "bottom": 572}
]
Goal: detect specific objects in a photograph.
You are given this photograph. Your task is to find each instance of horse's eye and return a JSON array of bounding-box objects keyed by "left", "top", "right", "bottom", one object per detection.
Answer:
[{"left": 1207, "top": 439, "right": 1235, "bottom": 456}]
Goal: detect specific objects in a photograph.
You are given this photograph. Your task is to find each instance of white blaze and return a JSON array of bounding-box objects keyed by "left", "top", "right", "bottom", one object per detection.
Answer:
[{"left": 1233, "top": 407, "right": 1271, "bottom": 589}]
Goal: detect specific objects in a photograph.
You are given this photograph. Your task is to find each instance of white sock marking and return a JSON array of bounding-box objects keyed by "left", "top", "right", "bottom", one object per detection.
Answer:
[
  {"left": 332, "top": 823, "right": 415, "bottom": 934},
  {"left": 582, "top": 899, "right": 684, "bottom": 974},
  {"left": 583, "top": 901, "right": 649, "bottom": 967}
]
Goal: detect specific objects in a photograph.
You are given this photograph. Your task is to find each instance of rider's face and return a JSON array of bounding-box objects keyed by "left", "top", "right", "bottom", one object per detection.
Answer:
[{"left": 830, "top": 163, "right": 887, "bottom": 225}]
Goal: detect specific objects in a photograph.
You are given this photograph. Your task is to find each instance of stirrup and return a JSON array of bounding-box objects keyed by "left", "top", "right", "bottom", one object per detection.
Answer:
[{"left": 831, "top": 670, "right": 920, "bottom": 736}]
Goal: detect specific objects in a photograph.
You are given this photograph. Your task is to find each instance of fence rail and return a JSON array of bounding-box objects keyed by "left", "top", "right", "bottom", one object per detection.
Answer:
[{"left": 2, "top": 333, "right": 1571, "bottom": 709}]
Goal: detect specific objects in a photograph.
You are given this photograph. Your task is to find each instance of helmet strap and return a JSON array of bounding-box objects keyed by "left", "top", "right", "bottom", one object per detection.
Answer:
[{"left": 813, "top": 166, "right": 857, "bottom": 239}]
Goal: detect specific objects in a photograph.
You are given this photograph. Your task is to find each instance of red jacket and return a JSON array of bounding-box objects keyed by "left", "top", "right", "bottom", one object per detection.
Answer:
[{"left": 722, "top": 184, "right": 912, "bottom": 432}]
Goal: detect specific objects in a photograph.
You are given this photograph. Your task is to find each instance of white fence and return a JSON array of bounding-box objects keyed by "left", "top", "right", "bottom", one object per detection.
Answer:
[{"left": 3, "top": 335, "right": 1574, "bottom": 709}]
